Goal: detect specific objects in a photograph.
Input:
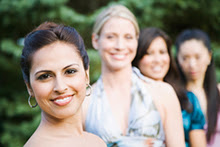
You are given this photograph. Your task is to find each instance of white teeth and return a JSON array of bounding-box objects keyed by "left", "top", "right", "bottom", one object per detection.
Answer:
[
  {"left": 54, "top": 97, "right": 71, "bottom": 102},
  {"left": 113, "top": 54, "right": 125, "bottom": 59},
  {"left": 152, "top": 66, "right": 162, "bottom": 72}
]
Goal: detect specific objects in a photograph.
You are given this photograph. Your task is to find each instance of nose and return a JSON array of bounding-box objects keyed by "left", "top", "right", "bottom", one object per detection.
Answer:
[
  {"left": 53, "top": 76, "right": 68, "bottom": 94},
  {"left": 115, "top": 38, "right": 125, "bottom": 51},
  {"left": 189, "top": 58, "right": 197, "bottom": 68},
  {"left": 152, "top": 53, "right": 161, "bottom": 63}
]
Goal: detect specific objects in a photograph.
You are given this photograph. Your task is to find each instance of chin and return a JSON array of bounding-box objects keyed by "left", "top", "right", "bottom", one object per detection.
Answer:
[
  {"left": 49, "top": 107, "right": 81, "bottom": 120},
  {"left": 108, "top": 63, "right": 129, "bottom": 70},
  {"left": 54, "top": 111, "right": 79, "bottom": 119},
  {"left": 150, "top": 75, "right": 164, "bottom": 81}
]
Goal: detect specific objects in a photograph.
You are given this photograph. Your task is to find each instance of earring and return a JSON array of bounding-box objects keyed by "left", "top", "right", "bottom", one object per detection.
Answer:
[
  {"left": 28, "top": 95, "right": 38, "bottom": 108},
  {"left": 86, "top": 84, "right": 92, "bottom": 96}
]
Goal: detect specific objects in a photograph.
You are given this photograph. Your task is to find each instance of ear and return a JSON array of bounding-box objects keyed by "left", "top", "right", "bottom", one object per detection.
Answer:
[
  {"left": 92, "top": 33, "right": 99, "bottom": 50},
  {"left": 85, "top": 67, "right": 90, "bottom": 84},
  {"left": 25, "top": 82, "right": 34, "bottom": 96}
]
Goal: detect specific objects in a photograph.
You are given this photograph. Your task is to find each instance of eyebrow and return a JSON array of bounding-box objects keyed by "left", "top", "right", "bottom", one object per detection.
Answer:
[
  {"left": 34, "top": 63, "right": 79, "bottom": 76},
  {"left": 63, "top": 63, "right": 79, "bottom": 69}
]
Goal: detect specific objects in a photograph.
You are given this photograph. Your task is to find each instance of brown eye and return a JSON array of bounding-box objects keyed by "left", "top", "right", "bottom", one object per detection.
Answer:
[
  {"left": 65, "top": 69, "right": 77, "bottom": 75},
  {"left": 181, "top": 56, "right": 187, "bottom": 61},
  {"left": 37, "top": 73, "right": 52, "bottom": 80},
  {"left": 195, "top": 55, "right": 200, "bottom": 60},
  {"left": 106, "top": 35, "right": 114, "bottom": 39},
  {"left": 146, "top": 50, "right": 153, "bottom": 55},
  {"left": 160, "top": 49, "right": 167, "bottom": 54},
  {"left": 125, "top": 35, "right": 133, "bottom": 39},
  {"left": 146, "top": 52, "right": 152, "bottom": 55}
]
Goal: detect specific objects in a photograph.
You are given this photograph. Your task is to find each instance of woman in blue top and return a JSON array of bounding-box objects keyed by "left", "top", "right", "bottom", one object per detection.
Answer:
[
  {"left": 175, "top": 29, "right": 220, "bottom": 147},
  {"left": 132, "top": 27, "right": 206, "bottom": 147},
  {"left": 183, "top": 92, "right": 206, "bottom": 146}
]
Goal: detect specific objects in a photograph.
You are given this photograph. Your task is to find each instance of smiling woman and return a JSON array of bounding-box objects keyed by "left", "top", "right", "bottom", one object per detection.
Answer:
[
  {"left": 20, "top": 22, "right": 106, "bottom": 147},
  {"left": 82, "top": 5, "right": 185, "bottom": 147},
  {"left": 132, "top": 27, "right": 206, "bottom": 147}
]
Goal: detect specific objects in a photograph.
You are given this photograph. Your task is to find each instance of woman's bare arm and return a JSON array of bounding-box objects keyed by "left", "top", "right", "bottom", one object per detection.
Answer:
[
  {"left": 189, "top": 129, "right": 206, "bottom": 147},
  {"left": 153, "top": 82, "right": 185, "bottom": 147}
]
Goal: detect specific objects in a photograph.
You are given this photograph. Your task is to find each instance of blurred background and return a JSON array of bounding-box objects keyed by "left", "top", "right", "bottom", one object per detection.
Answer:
[{"left": 0, "top": 0, "right": 220, "bottom": 146}]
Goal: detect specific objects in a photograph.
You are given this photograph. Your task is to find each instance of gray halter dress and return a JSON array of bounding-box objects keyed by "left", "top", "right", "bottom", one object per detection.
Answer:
[{"left": 85, "top": 67, "right": 166, "bottom": 147}]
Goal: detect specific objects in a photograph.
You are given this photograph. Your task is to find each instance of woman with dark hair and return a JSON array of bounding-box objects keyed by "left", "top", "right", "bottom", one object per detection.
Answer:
[
  {"left": 175, "top": 29, "right": 220, "bottom": 147},
  {"left": 21, "top": 21, "right": 106, "bottom": 147},
  {"left": 132, "top": 27, "right": 206, "bottom": 147}
]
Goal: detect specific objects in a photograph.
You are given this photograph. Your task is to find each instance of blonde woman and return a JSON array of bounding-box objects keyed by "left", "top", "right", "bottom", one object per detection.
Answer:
[{"left": 83, "top": 5, "right": 185, "bottom": 147}]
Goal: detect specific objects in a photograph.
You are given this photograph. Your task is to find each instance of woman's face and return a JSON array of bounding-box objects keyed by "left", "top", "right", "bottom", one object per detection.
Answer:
[
  {"left": 177, "top": 39, "right": 211, "bottom": 82},
  {"left": 138, "top": 37, "right": 170, "bottom": 81},
  {"left": 27, "top": 41, "right": 89, "bottom": 119},
  {"left": 92, "top": 17, "right": 138, "bottom": 71}
]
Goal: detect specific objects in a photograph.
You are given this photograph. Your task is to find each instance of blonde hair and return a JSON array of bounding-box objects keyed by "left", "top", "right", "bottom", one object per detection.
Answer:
[{"left": 93, "top": 4, "right": 139, "bottom": 36}]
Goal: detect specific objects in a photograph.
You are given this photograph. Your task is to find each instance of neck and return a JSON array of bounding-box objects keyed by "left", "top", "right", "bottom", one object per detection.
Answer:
[
  {"left": 101, "top": 65, "right": 132, "bottom": 89},
  {"left": 39, "top": 108, "right": 83, "bottom": 136},
  {"left": 186, "top": 77, "right": 204, "bottom": 91}
]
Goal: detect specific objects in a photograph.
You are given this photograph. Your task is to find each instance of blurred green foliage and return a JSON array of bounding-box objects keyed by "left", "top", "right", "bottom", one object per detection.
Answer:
[{"left": 0, "top": 0, "right": 220, "bottom": 146}]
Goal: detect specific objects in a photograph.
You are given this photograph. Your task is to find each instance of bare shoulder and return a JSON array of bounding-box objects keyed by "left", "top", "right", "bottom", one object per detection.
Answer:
[
  {"left": 144, "top": 81, "right": 184, "bottom": 146},
  {"left": 24, "top": 138, "right": 34, "bottom": 147},
  {"left": 146, "top": 80, "right": 180, "bottom": 111},
  {"left": 23, "top": 134, "right": 42, "bottom": 147},
  {"left": 147, "top": 81, "right": 177, "bottom": 100},
  {"left": 154, "top": 81, "right": 175, "bottom": 92},
  {"left": 83, "top": 132, "right": 107, "bottom": 147}
]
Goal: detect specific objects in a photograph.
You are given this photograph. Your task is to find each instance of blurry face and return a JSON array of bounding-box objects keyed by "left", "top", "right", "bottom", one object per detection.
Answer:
[
  {"left": 27, "top": 41, "right": 89, "bottom": 119},
  {"left": 177, "top": 39, "right": 211, "bottom": 82},
  {"left": 138, "top": 37, "right": 170, "bottom": 81},
  {"left": 92, "top": 17, "right": 138, "bottom": 71}
]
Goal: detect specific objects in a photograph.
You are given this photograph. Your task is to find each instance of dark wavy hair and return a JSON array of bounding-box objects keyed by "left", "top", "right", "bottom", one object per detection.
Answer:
[
  {"left": 175, "top": 29, "right": 220, "bottom": 142},
  {"left": 132, "top": 27, "right": 192, "bottom": 112},
  {"left": 20, "top": 21, "right": 89, "bottom": 84}
]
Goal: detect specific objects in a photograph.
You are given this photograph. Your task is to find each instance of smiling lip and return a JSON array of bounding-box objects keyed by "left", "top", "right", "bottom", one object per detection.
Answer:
[
  {"left": 152, "top": 66, "right": 162, "bottom": 72},
  {"left": 51, "top": 94, "right": 73, "bottom": 106},
  {"left": 110, "top": 52, "right": 128, "bottom": 60}
]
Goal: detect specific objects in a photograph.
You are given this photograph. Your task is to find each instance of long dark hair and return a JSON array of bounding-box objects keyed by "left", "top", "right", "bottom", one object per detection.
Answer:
[
  {"left": 175, "top": 29, "right": 220, "bottom": 142},
  {"left": 132, "top": 27, "right": 192, "bottom": 112}
]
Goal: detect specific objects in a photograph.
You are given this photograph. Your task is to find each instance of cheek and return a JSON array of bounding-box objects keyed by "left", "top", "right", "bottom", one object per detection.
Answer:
[
  {"left": 204, "top": 55, "right": 211, "bottom": 65},
  {"left": 138, "top": 57, "right": 152, "bottom": 73},
  {"left": 179, "top": 63, "right": 189, "bottom": 74},
  {"left": 162, "top": 54, "right": 170, "bottom": 63},
  {"left": 177, "top": 59, "right": 187, "bottom": 72},
  {"left": 139, "top": 57, "right": 151, "bottom": 67},
  {"left": 31, "top": 82, "right": 53, "bottom": 101},
  {"left": 68, "top": 76, "right": 87, "bottom": 95},
  {"left": 130, "top": 41, "right": 138, "bottom": 52},
  {"left": 200, "top": 58, "right": 210, "bottom": 71},
  {"left": 77, "top": 82, "right": 86, "bottom": 93},
  {"left": 177, "top": 57, "right": 185, "bottom": 67},
  {"left": 98, "top": 41, "right": 113, "bottom": 56},
  {"left": 99, "top": 39, "right": 114, "bottom": 50}
]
